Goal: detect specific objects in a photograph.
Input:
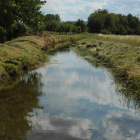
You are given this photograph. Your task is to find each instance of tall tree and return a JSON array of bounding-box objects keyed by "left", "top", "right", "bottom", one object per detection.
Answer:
[
  {"left": 0, "top": 1, "right": 19, "bottom": 43},
  {"left": 127, "top": 14, "right": 140, "bottom": 29},
  {"left": 87, "top": 9, "right": 108, "bottom": 33},
  {"left": 75, "top": 19, "right": 86, "bottom": 32},
  {"left": 0, "top": 0, "right": 46, "bottom": 43},
  {"left": 44, "top": 14, "right": 61, "bottom": 23}
]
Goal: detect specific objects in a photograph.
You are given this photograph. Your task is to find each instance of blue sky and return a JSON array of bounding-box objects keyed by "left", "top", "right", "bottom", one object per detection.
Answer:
[{"left": 41, "top": 0, "right": 140, "bottom": 21}]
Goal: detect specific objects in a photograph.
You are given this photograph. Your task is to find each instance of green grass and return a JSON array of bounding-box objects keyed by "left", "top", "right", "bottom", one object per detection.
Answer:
[
  {"left": 93, "top": 34, "right": 140, "bottom": 47},
  {"left": 72, "top": 33, "right": 140, "bottom": 94},
  {"left": 80, "top": 48, "right": 91, "bottom": 56},
  {"left": 0, "top": 34, "right": 72, "bottom": 79},
  {"left": 2, "top": 32, "right": 140, "bottom": 91}
]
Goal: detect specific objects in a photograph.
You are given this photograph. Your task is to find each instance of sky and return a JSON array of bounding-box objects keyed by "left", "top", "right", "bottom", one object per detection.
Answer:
[{"left": 41, "top": 0, "right": 140, "bottom": 21}]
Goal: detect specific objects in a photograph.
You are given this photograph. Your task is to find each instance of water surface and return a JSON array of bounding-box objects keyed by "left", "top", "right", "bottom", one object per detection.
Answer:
[{"left": 1, "top": 49, "right": 140, "bottom": 140}]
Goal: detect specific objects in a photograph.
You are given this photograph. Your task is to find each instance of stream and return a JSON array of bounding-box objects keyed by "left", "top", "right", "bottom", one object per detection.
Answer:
[{"left": 0, "top": 48, "right": 140, "bottom": 140}]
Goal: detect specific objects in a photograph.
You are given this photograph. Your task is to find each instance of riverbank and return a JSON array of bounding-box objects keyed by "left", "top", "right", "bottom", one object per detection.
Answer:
[
  {"left": 0, "top": 35, "right": 71, "bottom": 80},
  {"left": 72, "top": 34, "right": 140, "bottom": 95},
  {"left": 1, "top": 33, "right": 140, "bottom": 95}
]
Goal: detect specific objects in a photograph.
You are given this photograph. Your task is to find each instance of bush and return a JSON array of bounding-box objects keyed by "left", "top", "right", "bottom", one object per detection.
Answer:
[
  {"left": 7, "top": 22, "right": 27, "bottom": 40},
  {"left": 136, "top": 56, "right": 140, "bottom": 62},
  {"left": 101, "top": 29, "right": 111, "bottom": 34},
  {"left": 75, "top": 19, "right": 86, "bottom": 32},
  {"left": 45, "top": 21, "right": 59, "bottom": 32},
  {"left": 127, "top": 27, "right": 134, "bottom": 35},
  {"left": 76, "top": 26, "right": 82, "bottom": 33},
  {"left": 135, "top": 27, "right": 140, "bottom": 35},
  {"left": 0, "top": 26, "right": 6, "bottom": 43}
]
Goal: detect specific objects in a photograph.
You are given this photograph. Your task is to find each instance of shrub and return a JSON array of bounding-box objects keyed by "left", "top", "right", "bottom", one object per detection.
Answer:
[
  {"left": 101, "top": 29, "right": 111, "bottom": 34},
  {"left": 136, "top": 56, "right": 140, "bottom": 62},
  {"left": 0, "top": 26, "right": 6, "bottom": 43},
  {"left": 127, "top": 27, "right": 134, "bottom": 35},
  {"left": 7, "top": 22, "right": 27, "bottom": 40},
  {"left": 75, "top": 19, "right": 86, "bottom": 32}
]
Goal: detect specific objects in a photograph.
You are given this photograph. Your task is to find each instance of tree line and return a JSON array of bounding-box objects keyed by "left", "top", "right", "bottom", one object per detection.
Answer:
[
  {"left": 87, "top": 9, "right": 140, "bottom": 35},
  {"left": 0, "top": 0, "right": 46, "bottom": 43},
  {"left": 43, "top": 14, "right": 86, "bottom": 34},
  {"left": 0, "top": 0, "right": 86, "bottom": 43},
  {"left": 1, "top": 1, "right": 140, "bottom": 44}
]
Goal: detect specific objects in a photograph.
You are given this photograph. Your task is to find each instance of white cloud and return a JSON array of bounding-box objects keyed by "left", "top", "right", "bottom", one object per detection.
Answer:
[
  {"left": 27, "top": 114, "right": 93, "bottom": 139},
  {"left": 102, "top": 111, "right": 140, "bottom": 140},
  {"left": 36, "top": 50, "right": 133, "bottom": 111},
  {"left": 28, "top": 49, "right": 140, "bottom": 140},
  {"left": 41, "top": 0, "right": 107, "bottom": 21},
  {"left": 41, "top": 0, "right": 140, "bottom": 21}
]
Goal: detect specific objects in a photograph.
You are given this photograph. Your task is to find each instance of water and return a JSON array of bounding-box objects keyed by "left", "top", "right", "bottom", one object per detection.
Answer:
[{"left": 1, "top": 49, "right": 140, "bottom": 140}]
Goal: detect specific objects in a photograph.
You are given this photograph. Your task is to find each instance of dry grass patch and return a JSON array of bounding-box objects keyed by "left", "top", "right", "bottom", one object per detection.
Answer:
[
  {"left": 97, "top": 34, "right": 140, "bottom": 47},
  {"left": 0, "top": 34, "right": 72, "bottom": 79},
  {"left": 74, "top": 34, "right": 140, "bottom": 91},
  {"left": 0, "top": 36, "right": 50, "bottom": 79}
]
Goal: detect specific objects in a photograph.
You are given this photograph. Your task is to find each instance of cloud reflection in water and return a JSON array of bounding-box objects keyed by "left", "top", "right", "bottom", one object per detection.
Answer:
[
  {"left": 27, "top": 113, "right": 93, "bottom": 140},
  {"left": 27, "top": 50, "right": 140, "bottom": 140}
]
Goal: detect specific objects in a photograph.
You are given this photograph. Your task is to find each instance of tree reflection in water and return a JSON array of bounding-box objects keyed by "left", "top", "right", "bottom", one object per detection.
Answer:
[{"left": 0, "top": 72, "right": 44, "bottom": 140}]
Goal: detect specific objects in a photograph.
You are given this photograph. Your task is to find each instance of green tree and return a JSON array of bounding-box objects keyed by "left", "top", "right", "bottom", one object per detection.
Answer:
[
  {"left": 64, "top": 21, "right": 74, "bottom": 24},
  {"left": 7, "top": 22, "right": 27, "bottom": 40},
  {"left": 76, "top": 26, "right": 82, "bottom": 33},
  {"left": 43, "top": 14, "right": 61, "bottom": 32},
  {"left": 87, "top": 9, "right": 108, "bottom": 33},
  {"left": 135, "top": 26, "right": 140, "bottom": 35},
  {"left": 0, "top": 0, "right": 46, "bottom": 43},
  {"left": 75, "top": 19, "right": 86, "bottom": 32},
  {"left": 44, "top": 14, "right": 61, "bottom": 23},
  {"left": 0, "top": 1, "right": 19, "bottom": 43},
  {"left": 45, "top": 21, "right": 59, "bottom": 32},
  {"left": 127, "top": 14, "right": 140, "bottom": 29},
  {"left": 104, "top": 14, "right": 115, "bottom": 30},
  {"left": 87, "top": 9, "right": 140, "bottom": 35},
  {"left": 88, "top": 15, "right": 104, "bottom": 33},
  {"left": 15, "top": 0, "right": 46, "bottom": 31}
]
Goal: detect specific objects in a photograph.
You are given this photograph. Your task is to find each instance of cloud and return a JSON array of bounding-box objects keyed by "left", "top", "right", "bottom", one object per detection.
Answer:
[
  {"left": 35, "top": 50, "right": 136, "bottom": 114},
  {"left": 28, "top": 49, "right": 140, "bottom": 139},
  {"left": 41, "top": 0, "right": 140, "bottom": 21},
  {"left": 41, "top": 0, "right": 107, "bottom": 21},
  {"left": 104, "top": 0, "right": 140, "bottom": 15},
  {"left": 102, "top": 111, "right": 140, "bottom": 140},
  {"left": 27, "top": 114, "right": 93, "bottom": 140}
]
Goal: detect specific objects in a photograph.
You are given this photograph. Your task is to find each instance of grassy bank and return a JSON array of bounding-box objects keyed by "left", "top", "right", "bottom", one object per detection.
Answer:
[
  {"left": 2, "top": 32, "right": 140, "bottom": 93},
  {"left": 0, "top": 35, "right": 71, "bottom": 80},
  {"left": 1, "top": 32, "right": 140, "bottom": 101},
  {"left": 72, "top": 33, "right": 140, "bottom": 95}
]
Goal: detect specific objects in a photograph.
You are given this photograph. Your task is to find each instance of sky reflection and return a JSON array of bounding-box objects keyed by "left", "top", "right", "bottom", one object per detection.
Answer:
[{"left": 27, "top": 50, "right": 140, "bottom": 140}]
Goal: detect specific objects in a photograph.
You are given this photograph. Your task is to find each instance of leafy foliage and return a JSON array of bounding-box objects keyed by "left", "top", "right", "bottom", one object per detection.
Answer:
[
  {"left": 43, "top": 14, "right": 61, "bottom": 23},
  {"left": 0, "top": 0, "right": 46, "bottom": 43},
  {"left": 43, "top": 14, "right": 84, "bottom": 34},
  {"left": 75, "top": 19, "right": 86, "bottom": 32},
  {"left": 7, "top": 22, "right": 27, "bottom": 40},
  {"left": 87, "top": 9, "right": 140, "bottom": 35}
]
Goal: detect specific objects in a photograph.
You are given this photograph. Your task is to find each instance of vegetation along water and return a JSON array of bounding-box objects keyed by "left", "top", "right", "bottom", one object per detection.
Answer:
[
  {"left": 1, "top": 47, "right": 140, "bottom": 140},
  {"left": 1, "top": 0, "right": 140, "bottom": 139}
]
